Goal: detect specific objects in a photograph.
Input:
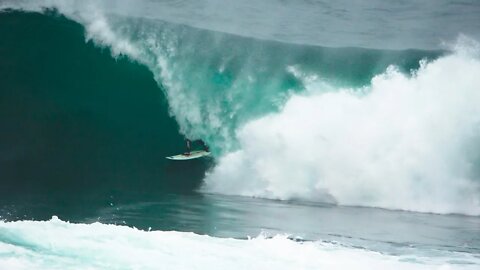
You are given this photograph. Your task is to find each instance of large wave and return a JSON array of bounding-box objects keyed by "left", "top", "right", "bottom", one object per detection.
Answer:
[
  {"left": 0, "top": 0, "right": 439, "bottom": 152},
  {"left": 1, "top": 1, "right": 479, "bottom": 215}
]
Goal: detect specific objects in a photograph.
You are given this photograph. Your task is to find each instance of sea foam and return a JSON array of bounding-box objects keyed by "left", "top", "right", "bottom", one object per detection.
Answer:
[{"left": 0, "top": 217, "right": 477, "bottom": 270}]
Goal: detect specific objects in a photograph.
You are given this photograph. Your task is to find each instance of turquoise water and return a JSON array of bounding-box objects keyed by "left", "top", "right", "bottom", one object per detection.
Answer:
[{"left": 0, "top": 1, "right": 480, "bottom": 269}]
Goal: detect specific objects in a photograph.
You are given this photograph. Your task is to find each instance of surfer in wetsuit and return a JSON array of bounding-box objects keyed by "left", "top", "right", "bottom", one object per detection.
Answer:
[
  {"left": 199, "top": 139, "right": 209, "bottom": 152},
  {"left": 185, "top": 139, "right": 209, "bottom": 155}
]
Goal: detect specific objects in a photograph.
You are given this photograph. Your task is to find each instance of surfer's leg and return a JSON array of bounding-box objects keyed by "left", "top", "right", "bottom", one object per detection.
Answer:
[
  {"left": 199, "top": 139, "right": 209, "bottom": 152},
  {"left": 185, "top": 139, "right": 191, "bottom": 154}
]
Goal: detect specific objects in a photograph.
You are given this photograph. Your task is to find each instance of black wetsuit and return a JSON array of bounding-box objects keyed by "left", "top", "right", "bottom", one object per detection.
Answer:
[{"left": 185, "top": 139, "right": 209, "bottom": 153}]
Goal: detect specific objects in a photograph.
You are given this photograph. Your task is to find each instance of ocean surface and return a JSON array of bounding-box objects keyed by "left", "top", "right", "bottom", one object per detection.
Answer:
[{"left": 0, "top": 0, "right": 479, "bottom": 269}]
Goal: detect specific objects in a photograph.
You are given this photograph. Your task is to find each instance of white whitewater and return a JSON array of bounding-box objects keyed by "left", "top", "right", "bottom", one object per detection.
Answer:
[
  {"left": 0, "top": 217, "right": 478, "bottom": 270},
  {"left": 205, "top": 40, "right": 480, "bottom": 215}
]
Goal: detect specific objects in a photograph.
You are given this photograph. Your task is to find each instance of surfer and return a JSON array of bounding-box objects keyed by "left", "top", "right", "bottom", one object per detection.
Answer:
[
  {"left": 185, "top": 139, "right": 209, "bottom": 155},
  {"left": 166, "top": 139, "right": 211, "bottom": 160},
  {"left": 199, "top": 139, "right": 210, "bottom": 152}
]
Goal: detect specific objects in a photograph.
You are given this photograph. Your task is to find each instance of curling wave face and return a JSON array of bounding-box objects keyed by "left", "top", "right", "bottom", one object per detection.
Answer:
[{"left": 0, "top": 0, "right": 446, "bottom": 151}]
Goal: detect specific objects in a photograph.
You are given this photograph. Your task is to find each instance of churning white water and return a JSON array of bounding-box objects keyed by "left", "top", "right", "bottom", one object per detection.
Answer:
[{"left": 205, "top": 41, "right": 480, "bottom": 215}]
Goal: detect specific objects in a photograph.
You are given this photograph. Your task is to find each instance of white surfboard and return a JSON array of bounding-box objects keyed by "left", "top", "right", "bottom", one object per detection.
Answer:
[{"left": 166, "top": 150, "right": 211, "bottom": 160}]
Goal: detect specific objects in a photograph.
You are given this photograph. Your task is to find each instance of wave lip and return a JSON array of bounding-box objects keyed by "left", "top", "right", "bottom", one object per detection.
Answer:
[{"left": 204, "top": 40, "right": 480, "bottom": 216}]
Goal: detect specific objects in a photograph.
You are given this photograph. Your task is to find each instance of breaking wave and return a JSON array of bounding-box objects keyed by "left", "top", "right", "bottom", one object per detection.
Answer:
[
  {"left": 1, "top": 1, "right": 479, "bottom": 215},
  {"left": 205, "top": 42, "right": 480, "bottom": 215}
]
